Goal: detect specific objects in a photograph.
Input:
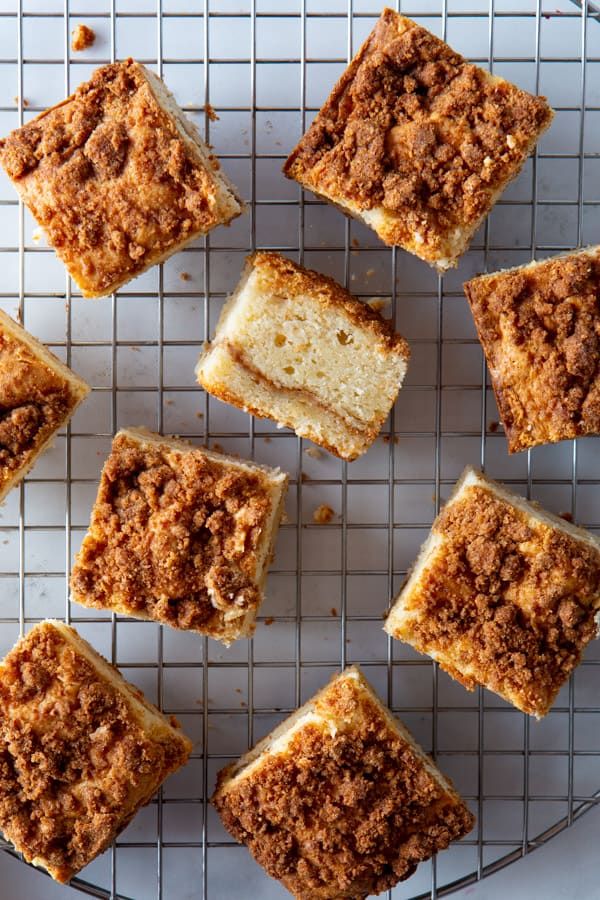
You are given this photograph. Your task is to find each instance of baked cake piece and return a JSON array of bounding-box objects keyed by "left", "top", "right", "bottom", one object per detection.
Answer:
[
  {"left": 70, "top": 427, "right": 288, "bottom": 644},
  {"left": 0, "top": 620, "right": 191, "bottom": 883},
  {"left": 0, "top": 59, "right": 245, "bottom": 298},
  {"left": 212, "top": 665, "right": 474, "bottom": 899},
  {"left": 195, "top": 252, "right": 410, "bottom": 461},
  {"left": 0, "top": 308, "right": 90, "bottom": 502},
  {"left": 283, "top": 9, "right": 553, "bottom": 272},
  {"left": 385, "top": 466, "right": 600, "bottom": 718},
  {"left": 464, "top": 245, "right": 600, "bottom": 453}
]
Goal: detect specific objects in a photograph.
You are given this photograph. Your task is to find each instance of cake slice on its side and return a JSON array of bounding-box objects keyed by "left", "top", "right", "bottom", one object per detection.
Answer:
[
  {"left": 0, "top": 59, "right": 245, "bottom": 297},
  {"left": 284, "top": 8, "right": 553, "bottom": 271},
  {"left": 0, "top": 307, "right": 90, "bottom": 502},
  {"left": 196, "top": 252, "right": 410, "bottom": 461},
  {"left": 0, "top": 620, "right": 192, "bottom": 883},
  {"left": 70, "top": 427, "right": 288, "bottom": 645},
  {"left": 212, "top": 665, "right": 474, "bottom": 900},
  {"left": 385, "top": 466, "right": 600, "bottom": 717},
  {"left": 464, "top": 245, "right": 600, "bottom": 453}
]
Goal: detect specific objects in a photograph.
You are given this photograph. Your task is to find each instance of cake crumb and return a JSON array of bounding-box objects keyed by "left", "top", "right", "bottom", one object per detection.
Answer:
[
  {"left": 264, "top": 616, "right": 274, "bottom": 626},
  {"left": 196, "top": 411, "right": 204, "bottom": 419},
  {"left": 71, "top": 24, "right": 95, "bottom": 52},
  {"left": 313, "top": 503, "right": 335, "bottom": 525},
  {"left": 263, "top": 436, "right": 271, "bottom": 443},
  {"left": 203, "top": 103, "right": 219, "bottom": 121},
  {"left": 13, "top": 96, "right": 28, "bottom": 107},
  {"left": 304, "top": 446, "right": 323, "bottom": 460},
  {"left": 301, "top": 472, "right": 309, "bottom": 483},
  {"left": 330, "top": 607, "right": 338, "bottom": 617},
  {"left": 32, "top": 228, "right": 43, "bottom": 243},
  {"left": 180, "top": 271, "right": 190, "bottom": 282},
  {"left": 351, "top": 238, "right": 359, "bottom": 248},
  {"left": 382, "top": 434, "right": 399, "bottom": 445},
  {"left": 488, "top": 420, "right": 500, "bottom": 433},
  {"left": 559, "top": 511, "right": 573, "bottom": 522},
  {"left": 165, "top": 399, "right": 173, "bottom": 406},
  {"left": 129, "top": 345, "right": 140, "bottom": 352},
  {"left": 367, "top": 298, "right": 390, "bottom": 314},
  {"left": 212, "top": 442, "right": 224, "bottom": 453}
]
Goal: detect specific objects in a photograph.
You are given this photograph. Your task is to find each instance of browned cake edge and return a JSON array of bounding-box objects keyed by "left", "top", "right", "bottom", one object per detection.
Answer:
[{"left": 0, "top": 308, "right": 90, "bottom": 502}]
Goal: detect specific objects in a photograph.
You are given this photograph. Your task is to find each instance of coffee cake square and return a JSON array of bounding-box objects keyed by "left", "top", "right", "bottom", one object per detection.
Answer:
[
  {"left": 212, "top": 665, "right": 474, "bottom": 899},
  {"left": 0, "top": 60, "right": 245, "bottom": 297},
  {"left": 0, "top": 307, "right": 89, "bottom": 502},
  {"left": 464, "top": 246, "right": 600, "bottom": 453},
  {"left": 196, "top": 252, "right": 410, "bottom": 461},
  {"left": 385, "top": 466, "right": 600, "bottom": 717},
  {"left": 0, "top": 620, "right": 191, "bottom": 883},
  {"left": 284, "top": 8, "right": 553, "bottom": 272},
  {"left": 70, "top": 427, "right": 288, "bottom": 644}
]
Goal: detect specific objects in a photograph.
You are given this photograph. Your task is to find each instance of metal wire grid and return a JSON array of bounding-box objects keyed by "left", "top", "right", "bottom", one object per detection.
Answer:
[{"left": 0, "top": 1, "right": 599, "bottom": 898}]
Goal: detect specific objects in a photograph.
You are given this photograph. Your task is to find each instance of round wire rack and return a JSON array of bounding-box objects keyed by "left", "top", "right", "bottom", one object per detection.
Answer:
[{"left": 0, "top": 1, "right": 599, "bottom": 898}]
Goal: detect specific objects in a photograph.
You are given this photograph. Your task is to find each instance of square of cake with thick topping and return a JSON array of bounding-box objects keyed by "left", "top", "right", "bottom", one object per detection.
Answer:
[
  {"left": 0, "top": 59, "right": 245, "bottom": 298},
  {"left": 212, "top": 665, "right": 474, "bottom": 899},
  {"left": 0, "top": 620, "right": 191, "bottom": 883},
  {"left": 70, "top": 427, "right": 288, "bottom": 644},
  {"left": 283, "top": 9, "right": 553, "bottom": 272},
  {"left": 385, "top": 466, "right": 600, "bottom": 718},
  {"left": 464, "top": 246, "right": 600, "bottom": 453},
  {"left": 195, "top": 251, "right": 410, "bottom": 461},
  {"left": 0, "top": 307, "right": 89, "bottom": 502}
]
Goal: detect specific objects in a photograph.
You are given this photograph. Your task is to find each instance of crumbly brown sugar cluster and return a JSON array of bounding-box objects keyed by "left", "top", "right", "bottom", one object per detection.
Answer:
[
  {"left": 0, "top": 621, "right": 191, "bottom": 883},
  {"left": 0, "top": 60, "right": 243, "bottom": 297},
  {"left": 284, "top": 9, "right": 553, "bottom": 269},
  {"left": 465, "top": 247, "right": 600, "bottom": 453},
  {"left": 386, "top": 469, "right": 600, "bottom": 717},
  {"left": 212, "top": 668, "right": 474, "bottom": 899},
  {"left": 70, "top": 430, "right": 285, "bottom": 643}
]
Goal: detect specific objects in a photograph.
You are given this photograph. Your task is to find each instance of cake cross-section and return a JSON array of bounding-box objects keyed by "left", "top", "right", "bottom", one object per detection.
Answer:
[
  {"left": 212, "top": 665, "right": 474, "bottom": 899},
  {"left": 0, "top": 620, "right": 191, "bottom": 883},
  {"left": 0, "top": 59, "right": 245, "bottom": 297},
  {"left": 284, "top": 8, "right": 553, "bottom": 271},
  {"left": 464, "top": 245, "right": 600, "bottom": 453},
  {"left": 0, "top": 307, "right": 89, "bottom": 502},
  {"left": 70, "top": 427, "right": 288, "bottom": 644},
  {"left": 195, "top": 251, "right": 410, "bottom": 461},
  {"left": 385, "top": 466, "right": 600, "bottom": 718}
]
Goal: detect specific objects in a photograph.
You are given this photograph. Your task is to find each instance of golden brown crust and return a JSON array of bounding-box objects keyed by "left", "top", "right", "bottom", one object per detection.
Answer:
[
  {"left": 70, "top": 24, "right": 95, "bottom": 52},
  {"left": 464, "top": 247, "right": 600, "bottom": 453},
  {"left": 0, "top": 60, "right": 242, "bottom": 297},
  {"left": 70, "top": 431, "right": 286, "bottom": 644},
  {"left": 250, "top": 252, "right": 410, "bottom": 358},
  {"left": 283, "top": 9, "right": 553, "bottom": 268},
  {"left": 0, "top": 621, "right": 191, "bottom": 883},
  {"left": 389, "top": 474, "right": 600, "bottom": 717},
  {"left": 0, "top": 310, "right": 89, "bottom": 501},
  {"left": 212, "top": 669, "right": 473, "bottom": 900}
]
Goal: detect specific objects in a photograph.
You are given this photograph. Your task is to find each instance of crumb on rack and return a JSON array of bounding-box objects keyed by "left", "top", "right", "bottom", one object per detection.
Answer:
[
  {"left": 330, "top": 607, "right": 338, "bottom": 617},
  {"left": 32, "top": 228, "right": 42, "bottom": 243},
  {"left": 129, "top": 345, "right": 140, "bottom": 352},
  {"left": 203, "top": 103, "right": 219, "bottom": 121},
  {"left": 71, "top": 23, "right": 95, "bottom": 52},
  {"left": 304, "top": 446, "right": 323, "bottom": 460},
  {"left": 165, "top": 399, "right": 173, "bottom": 406},
  {"left": 196, "top": 411, "right": 204, "bottom": 419},
  {"left": 13, "top": 96, "right": 28, "bottom": 107},
  {"left": 367, "top": 298, "right": 390, "bottom": 314},
  {"left": 180, "top": 271, "right": 190, "bottom": 282},
  {"left": 301, "top": 472, "right": 309, "bottom": 483},
  {"left": 313, "top": 503, "right": 335, "bottom": 525},
  {"left": 559, "top": 511, "right": 574, "bottom": 522},
  {"left": 488, "top": 420, "right": 500, "bottom": 433},
  {"left": 382, "top": 434, "right": 399, "bottom": 445},
  {"left": 351, "top": 238, "right": 359, "bottom": 248},
  {"left": 263, "top": 436, "right": 271, "bottom": 443},
  {"left": 264, "top": 616, "right": 274, "bottom": 626}
]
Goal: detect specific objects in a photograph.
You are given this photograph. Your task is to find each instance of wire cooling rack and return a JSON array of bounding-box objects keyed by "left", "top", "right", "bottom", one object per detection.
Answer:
[{"left": 0, "top": 1, "right": 599, "bottom": 898}]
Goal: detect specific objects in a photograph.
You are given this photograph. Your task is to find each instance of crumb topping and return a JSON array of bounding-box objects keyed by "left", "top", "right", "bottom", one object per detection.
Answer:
[
  {"left": 0, "top": 60, "right": 228, "bottom": 296},
  {"left": 0, "top": 330, "right": 74, "bottom": 476},
  {"left": 70, "top": 24, "right": 95, "bottom": 52},
  {"left": 0, "top": 622, "right": 189, "bottom": 883},
  {"left": 70, "top": 434, "right": 276, "bottom": 640},
  {"left": 465, "top": 249, "right": 600, "bottom": 452},
  {"left": 404, "top": 485, "right": 600, "bottom": 716},
  {"left": 213, "top": 675, "right": 473, "bottom": 899},
  {"left": 284, "top": 10, "right": 552, "bottom": 259},
  {"left": 313, "top": 503, "right": 335, "bottom": 525}
]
